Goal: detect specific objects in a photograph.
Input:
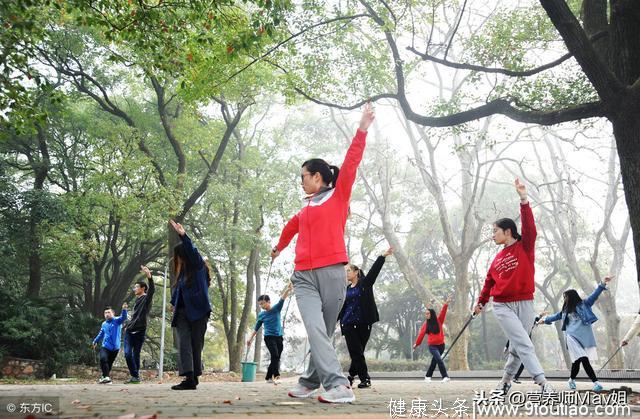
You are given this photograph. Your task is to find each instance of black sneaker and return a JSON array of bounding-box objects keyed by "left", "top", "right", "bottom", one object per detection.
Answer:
[
  {"left": 347, "top": 375, "right": 354, "bottom": 387},
  {"left": 357, "top": 379, "right": 371, "bottom": 389},
  {"left": 124, "top": 377, "right": 140, "bottom": 384},
  {"left": 495, "top": 381, "right": 512, "bottom": 397},
  {"left": 171, "top": 379, "right": 197, "bottom": 390},
  {"left": 513, "top": 379, "right": 522, "bottom": 384}
]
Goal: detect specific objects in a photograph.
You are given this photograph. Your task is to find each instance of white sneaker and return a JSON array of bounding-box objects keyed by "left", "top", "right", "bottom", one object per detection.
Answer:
[
  {"left": 98, "top": 376, "right": 112, "bottom": 384},
  {"left": 424, "top": 377, "right": 431, "bottom": 382},
  {"left": 317, "top": 385, "right": 356, "bottom": 403},
  {"left": 441, "top": 377, "right": 450, "bottom": 383},
  {"left": 288, "top": 383, "right": 318, "bottom": 398},
  {"left": 540, "top": 382, "right": 556, "bottom": 394}
]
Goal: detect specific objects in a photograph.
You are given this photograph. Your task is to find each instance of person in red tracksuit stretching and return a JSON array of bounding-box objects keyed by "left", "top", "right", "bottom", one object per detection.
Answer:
[
  {"left": 473, "top": 178, "right": 553, "bottom": 396},
  {"left": 413, "top": 297, "right": 451, "bottom": 383},
  {"left": 271, "top": 103, "right": 375, "bottom": 404}
]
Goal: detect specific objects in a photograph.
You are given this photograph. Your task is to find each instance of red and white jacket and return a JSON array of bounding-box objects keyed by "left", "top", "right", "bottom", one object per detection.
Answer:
[
  {"left": 275, "top": 129, "right": 367, "bottom": 271},
  {"left": 477, "top": 203, "right": 537, "bottom": 305}
]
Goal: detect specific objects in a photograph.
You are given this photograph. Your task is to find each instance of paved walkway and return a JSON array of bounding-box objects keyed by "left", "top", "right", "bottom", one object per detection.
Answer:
[{"left": 0, "top": 377, "right": 638, "bottom": 418}]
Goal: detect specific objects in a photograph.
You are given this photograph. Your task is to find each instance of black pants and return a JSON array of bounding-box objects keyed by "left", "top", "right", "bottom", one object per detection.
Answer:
[
  {"left": 264, "top": 335, "right": 284, "bottom": 380},
  {"left": 342, "top": 323, "right": 372, "bottom": 381},
  {"left": 124, "top": 330, "right": 146, "bottom": 379},
  {"left": 99, "top": 347, "right": 119, "bottom": 377},
  {"left": 174, "top": 311, "right": 208, "bottom": 377},
  {"left": 570, "top": 356, "right": 598, "bottom": 382},
  {"left": 426, "top": 344, "right": 448, "bottom": 378}
]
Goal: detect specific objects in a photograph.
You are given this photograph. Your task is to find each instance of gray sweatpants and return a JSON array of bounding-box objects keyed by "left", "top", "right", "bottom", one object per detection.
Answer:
[
  {"left": 493, "top": 300, "right": 546, "bottom": 385},
  {"left": 292, "top": 264, "right": 349, "bottom": 390}
]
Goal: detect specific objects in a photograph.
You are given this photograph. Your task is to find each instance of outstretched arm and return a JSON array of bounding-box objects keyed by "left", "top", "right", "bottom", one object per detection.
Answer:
[
  {"left": 542, "top": 311, "right": 562, "bottom": 325},
  {"left": 584, "top": 276, "right": 612, "bottom": 307},
  {"left": 272, "top": 215, "right": 300, "bottom": 260}
]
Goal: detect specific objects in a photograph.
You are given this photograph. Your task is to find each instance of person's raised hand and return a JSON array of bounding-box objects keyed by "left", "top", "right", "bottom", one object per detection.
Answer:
[
  {"left": 140, "top": 265, "right": 152, "bottom": 279},
  {"left": 358, "top": 102, "right": 376, "bottom": 132},
  {"left": 515, "top": 178, "right": 527, "bottom": 202},
  {"left": 169, "top": 219, "right": 186, "bottom": 236},
  {"left": 382, "top": 247, "right": 394, "bottom": 257}
]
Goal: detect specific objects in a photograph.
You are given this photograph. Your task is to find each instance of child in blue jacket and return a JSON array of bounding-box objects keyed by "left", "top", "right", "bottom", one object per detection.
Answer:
[
  {"left": 539, "top": 276, "right": 612, "bottom": 392},
  {"left": 92, "top": 303, "right": 128, "bottom": 384}
]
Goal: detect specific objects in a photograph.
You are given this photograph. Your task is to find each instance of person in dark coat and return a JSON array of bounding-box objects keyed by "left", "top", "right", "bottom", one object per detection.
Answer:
[
  {"left": 339, "top": 247, "right": 393, "bottom": 388},
  {"left": 169, "top": 219, "right": 212, "bottom": 390}
]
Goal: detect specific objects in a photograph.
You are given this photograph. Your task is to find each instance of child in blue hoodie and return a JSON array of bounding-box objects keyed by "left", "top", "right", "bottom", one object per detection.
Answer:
[
  {"left": 93, "top": 303, "right": 128, "bottom": 384},
  {"left": 538, "top": 276, "right": 612, "bottom": 392}
]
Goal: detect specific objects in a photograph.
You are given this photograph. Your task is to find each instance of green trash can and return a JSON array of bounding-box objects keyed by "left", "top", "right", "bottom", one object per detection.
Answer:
[{"left": 241, "top": 361, "right": 257, "bottom": 382}]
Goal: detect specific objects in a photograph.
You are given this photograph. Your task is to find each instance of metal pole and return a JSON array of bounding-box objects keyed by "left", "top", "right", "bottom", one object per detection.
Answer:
[
  {"left": 441, "top": 313, "right": 476, "bottom": 361},
  {"left": 158, "top": 260, "right": 169, "bottom": 379},
  {"left": 598, "top": 346, "right": 622, "bottom": 372},
  {"left": 410, "top": 320, "right": 414, "bottom": 361}
]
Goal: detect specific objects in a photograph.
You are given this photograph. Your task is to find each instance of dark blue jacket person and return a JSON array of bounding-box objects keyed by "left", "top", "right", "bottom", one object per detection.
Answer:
[
  {"left": 338, "top": 247, "right": 393, "bottom": 388},
  {"left": 168, "top": 219, "right": 212, "bottom": 390}
]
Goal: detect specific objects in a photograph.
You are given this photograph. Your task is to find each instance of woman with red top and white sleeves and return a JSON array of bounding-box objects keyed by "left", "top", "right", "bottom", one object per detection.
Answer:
[
  {"left": 413, "top": 296, "right": 451, "bottom": 383},
  {"left": 270, "top": 104, "right": 375, "bottom": 404},
  {"left": 473, "top": 178, "right": 552, "bottom": 395}
]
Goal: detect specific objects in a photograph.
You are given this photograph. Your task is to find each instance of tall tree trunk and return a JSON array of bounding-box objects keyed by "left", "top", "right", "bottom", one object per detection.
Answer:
[
  {"left": 448, "top": 261, "right": 471, "bottom": 370},
  {"left": 26, "top": 125, "right": 50, "bottom": 298},
  {"left": 614, "top": 112, "right": 640, "bottom": 306}
]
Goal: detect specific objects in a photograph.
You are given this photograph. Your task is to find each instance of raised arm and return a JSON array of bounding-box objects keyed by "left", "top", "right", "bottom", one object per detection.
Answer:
[
  {"left": 170, "top": 220, "right": 204, "bottom": 270},
  {"left": 141, "top": 265, "right": 155, "bottom": 301},
  {"left": 114, "top": 305, "right": 128, "bottom": 325},
  {"left": 516, "top": 179, "right": 536, "bottom": 256},
  {"left": 438, "top": 298, "right": 450, "bottom": 324},
  {"left": 362, "top": 248, "right": 392, "bottom": 287},
  {"left": 334, "top": 103, "right": 374, "bottom": 202}
]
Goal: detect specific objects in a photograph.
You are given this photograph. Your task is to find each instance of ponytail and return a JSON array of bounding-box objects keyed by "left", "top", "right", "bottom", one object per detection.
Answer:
[
  {"left": 329, "top": 165, "right": 340, "bottom": 188},
  {"left": 302, "top": 159, "right": 339, "bottom": 189}
]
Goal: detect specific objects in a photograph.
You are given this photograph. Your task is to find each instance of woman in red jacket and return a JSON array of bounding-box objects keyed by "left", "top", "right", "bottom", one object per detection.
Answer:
[
  {"left": 271, "top": 104, "right": 375, "bottom": 404},
  {"left": 473, "top": 179, "right": 552, "bottom": 395},
  {"left": 413, "top": 297, "right": 451, "bottom": 382}
]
